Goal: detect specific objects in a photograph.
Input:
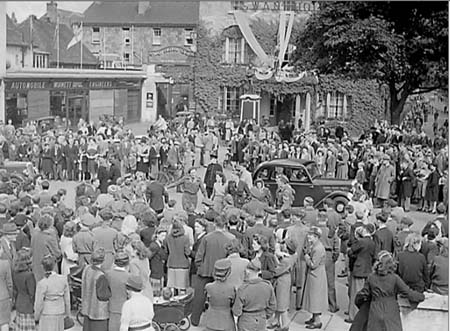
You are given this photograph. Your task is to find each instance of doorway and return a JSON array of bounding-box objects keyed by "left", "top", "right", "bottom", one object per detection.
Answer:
[
  {"left": 275, "top": 94, "right": 295, "bottom": 125},
  {"left": 67, "top": 93, "right": 88, "bottom": 127}
]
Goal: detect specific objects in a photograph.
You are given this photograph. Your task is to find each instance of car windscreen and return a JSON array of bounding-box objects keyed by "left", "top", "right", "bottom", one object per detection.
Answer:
[{"left": 305, "top": 162, "right": 321, "bottom": 179}]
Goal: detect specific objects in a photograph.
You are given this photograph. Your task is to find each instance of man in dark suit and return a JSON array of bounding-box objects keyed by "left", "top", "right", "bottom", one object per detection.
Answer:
[
  {"left": 373, "top": 212, "right": 395, "bottom": 254},
  {"left": 203, "top": 154, "right": 223, "bottom": 198},
  {"left": 347, "top": 225, "right": 376, "bottom": 323},
  {"left": 52, "top": 142, "right": 64, "bottom": 180},
  {"left": 192, "top": 215, "right": 233, "bottom": 326},
  {"left": 145, "top": 175, "right": 169, "bottom": 215},
  {"left": 97, "top": 158, "right": 110, "bottom": 194},
  {"left": 64, "top": 138, "right": 79, "bottom": 181},
  {"left": 108, "top": 157, "right": 121, "bottom": 185}
]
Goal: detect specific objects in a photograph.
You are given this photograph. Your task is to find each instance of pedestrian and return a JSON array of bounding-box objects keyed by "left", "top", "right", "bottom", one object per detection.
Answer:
[
  {"left": 225, "top": 239, "right": 249, "bottom": 290},
  {"left": 204, "top": 155, "right": 223, "bottom": 198},
  {"left": 302, "top": 226, "right": 328, "bottom": 329},
  {"left": 397, "top": 233, "right": 429, "bottom": 293},
  {"left": 30, "top": 215, "right": 61, "bottom": 282},
  {"left": 203, "top": 259, "right": 236, "bottom": 331},
  {"left": 373, "top": 213, "right": 394, "bottom": 254},
  {"left": 148, "top": 228, "right": 168, "bottom": 297},
  {"left": 12, "top": 248, "right": 36, "bottom": 331},
  {"left": 164, "top": 220, "right": 191, "bottom": 295},
  {"left": 429, "top": 238, "right": 449, "bottom": 295},
  {"left": 359, "top": 251, "right": 425, "bottom": 331},
  {"left": 0, "top": 244, "right": 12, "bottom": 331},
  {"left": 168, "top": 167, "right": 207, "bottom": 213},
  {"left": 81, "top": 248, "right": 111, "bottom": 331},
  {"left": 105, "top": 251, "right": 130, "bottom": 331},
  {"left": 59, "top": 221, "right": 78, "bottom": 276},
  {"left": 92, "top": 210, "right": 117, "bottom": 271},
  {"left": 129, "top": 240, "right": 153, "bottom": 301},
  {"left": 375, "top": 155, "right": 395, "bottom": 207},
  {"left": 120, "top": 275, "right": 154, "bottom": 331},
  {"left": 72, "top": 213, "right": 97, "bottom": 268},
  {"left": 192, "top": 215, "right": 233, "bottom": 326},
  {"left": 232, "top": 259, "right": 276, "bottom": 331},
  {"left": 34, "top": 255, "right": 70, "bottom": 331}
]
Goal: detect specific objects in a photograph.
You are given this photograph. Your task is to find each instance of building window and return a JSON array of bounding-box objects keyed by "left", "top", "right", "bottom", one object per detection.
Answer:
[
  {"left": 122, "top": 27, "right": 131, "bottom": 46},
  {"left": 33, "top": 53, "right": 48, "bottom": 68},
  {"left": 325, "top": 92, "right": 349, "bottom": 119},
  {"left": 281, "top": 44, "right": 296, "bottom": 68},
  {"left": 123, "top": 53, "right": 130, "bottom": 63},
  {"left": 153, "top": 28, "right": 161, "bottom": 45},
  {"left": 92, "top": 27, "right": 100, "bottom": 44},
  {"left": 184, "top": 28, "right": 194, "bottom": 46},
  {"left": 218, "top": 86, "right": 243, "bottom": 116},
  {"left": 225, "top": 37, "right": 247, "bottom": 64}
]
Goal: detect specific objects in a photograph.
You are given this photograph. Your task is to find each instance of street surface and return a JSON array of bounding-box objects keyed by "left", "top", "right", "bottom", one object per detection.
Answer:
[{"left": 59, "top": 117, "right": 443, "bottom": 331}]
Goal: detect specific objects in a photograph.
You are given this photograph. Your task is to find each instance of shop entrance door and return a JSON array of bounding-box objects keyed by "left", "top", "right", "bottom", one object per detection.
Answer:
[{"left": 68, "top": 94, "right": 87, "bottom": 127}]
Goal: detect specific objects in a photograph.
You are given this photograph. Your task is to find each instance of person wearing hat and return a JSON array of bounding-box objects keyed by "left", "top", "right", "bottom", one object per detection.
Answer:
[
  {"left": 232, "top": 259, "right": 276, "bottom": 331},
  {"left": 394, "top": 217, "right": 414, "bottom": 258},
  {"left": 81, "top": 248, "right": 111, "bottom": 331},
  {"left": 0, "top": 222, "right": 19, "bottom": 266},
  {"left": 269, "top": 238, "right": 297, "bottom": 330},
  {"left": 302, "top": 226, "right": 328, "bottom": 329},
  {"left": 347, "top": 225, "right": 376, "bottom": 323},
  {"left": 92, "top": 210, "right": 118, "bottom": 271},
  {"left": 168, "top": 167, "right": 207, "bottom": 213},
  {"left": 374, "top": 154, "right": 395, "bottom": 208},
  {"left": 204, "top": 154, "right": 223, "bottom": 199},
  {"left": 105, "top": 251, "right": 131, "bottom": 331},
  {"left": 120, "top": 275, "right": 154, "bottom": 331},
  {"left": 429, "top": 237, "right": 449, "bottom": 295},
  {"left": 72, "top": 213, "right": 97, "bottom": 268},
  {"left": 373, "top": 212, "right": 394, "bottom": 254},
  {"left": 275, "top": 174, "right": 295, "bottom": 211},
  {"left": 203, "top": 259, "right": 236, "bottom": 331}
]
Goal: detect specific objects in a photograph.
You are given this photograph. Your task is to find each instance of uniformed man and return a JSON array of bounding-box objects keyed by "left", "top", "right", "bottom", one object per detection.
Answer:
[{"left": 232, "top": 259, "right": 276, "bottom": 331}]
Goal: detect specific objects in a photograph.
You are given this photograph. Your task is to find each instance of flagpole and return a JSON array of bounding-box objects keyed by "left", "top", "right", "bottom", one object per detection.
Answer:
[
  {"left": 56, "top": 15, "right": 60, "bottom": 68},
  {"left": 80, "top": 22, "right": 83, "bottom": 69}
]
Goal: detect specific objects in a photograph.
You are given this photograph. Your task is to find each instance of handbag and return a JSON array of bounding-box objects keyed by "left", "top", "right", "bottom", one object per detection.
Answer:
[{"left": 64, "top": 316, "right": 75, "bottom": 330}]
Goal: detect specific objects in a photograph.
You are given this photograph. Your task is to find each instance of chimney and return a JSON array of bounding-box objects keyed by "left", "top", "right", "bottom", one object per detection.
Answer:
[
  {"left": 138, "top": 1, "right": 150, "bottom": 15},
  {"left": 46, "top": 0, "right": 57, "bottom": 23}
]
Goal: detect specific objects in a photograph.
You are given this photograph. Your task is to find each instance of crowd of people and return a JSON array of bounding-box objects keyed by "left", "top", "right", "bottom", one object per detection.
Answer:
[{"left": 0, "top": 100, "right": 445, "bottom": 331}]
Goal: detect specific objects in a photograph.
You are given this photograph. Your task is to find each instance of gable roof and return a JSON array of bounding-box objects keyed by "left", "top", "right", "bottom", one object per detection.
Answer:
[
  {"left": 6, "top": 15, "right": 27, "bottom": 47},
  {"left": 40, "top": 8, "right": 84, "bottom": 28},
  {"left": 18, "top": 16, "right": 98, "bottom": 65},
  {"left": 82, "top": 1, "right": 199, "bottom": 26}
]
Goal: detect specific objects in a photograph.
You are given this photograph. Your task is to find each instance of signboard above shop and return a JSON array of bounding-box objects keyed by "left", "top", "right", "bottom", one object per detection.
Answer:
[
  {"left": 148, "top": 46, "right": 195, "bottom": 64},
  {"left": 5, "top": 79, "right": 142, "bottom": 91}
]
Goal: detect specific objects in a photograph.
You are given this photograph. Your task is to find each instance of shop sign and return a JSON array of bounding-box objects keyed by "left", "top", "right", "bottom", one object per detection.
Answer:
[
  {"left": 148, "top": 46, "right": 195, "bottom": 64},
  {"left": 6, "top": 79, "right": 141, "bottom": 91}
]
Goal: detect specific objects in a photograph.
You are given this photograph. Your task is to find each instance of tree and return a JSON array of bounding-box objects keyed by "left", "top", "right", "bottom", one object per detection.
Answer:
[{"left": 294, "top": 1, "right": 448, "bottom": 124}]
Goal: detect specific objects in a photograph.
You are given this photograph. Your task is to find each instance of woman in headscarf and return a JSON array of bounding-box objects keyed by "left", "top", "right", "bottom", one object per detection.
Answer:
[
  {"left": 203, "top": 259, "right": 236, "bottom": 331},
  {"left": 353, "top": 250, "right": 425, "bottom": 331}
]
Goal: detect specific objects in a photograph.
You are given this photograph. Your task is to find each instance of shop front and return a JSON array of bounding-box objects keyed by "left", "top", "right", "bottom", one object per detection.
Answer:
[{"left": 4, "top": 69, "right": 146, "bottom": 126}]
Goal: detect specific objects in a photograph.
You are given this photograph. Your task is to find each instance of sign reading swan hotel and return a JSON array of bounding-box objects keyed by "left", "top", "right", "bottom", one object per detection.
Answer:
[{"left": 231, "top": 1, "right": 320, "bottom": 12}]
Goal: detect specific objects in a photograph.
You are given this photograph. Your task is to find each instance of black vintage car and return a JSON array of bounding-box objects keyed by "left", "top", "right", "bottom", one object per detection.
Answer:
[{"left": 253, "top": 159, "right": 353, "bottom": 212}]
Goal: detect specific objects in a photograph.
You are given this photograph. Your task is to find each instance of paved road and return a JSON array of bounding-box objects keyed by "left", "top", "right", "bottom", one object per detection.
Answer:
[{"left": 63, "top": 116, "right": 443, "bottom": 331}]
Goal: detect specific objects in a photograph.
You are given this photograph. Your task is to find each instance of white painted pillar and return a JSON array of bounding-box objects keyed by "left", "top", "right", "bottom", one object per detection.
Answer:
[
  {"left": 305, "top": 92, "right": 311, "bottom": 131},
  {"left": 295, "top": 94, "right": 301, "bottom": 129},
  {"left": 0, "top": 3, "right": 6, "bottom": 123}
]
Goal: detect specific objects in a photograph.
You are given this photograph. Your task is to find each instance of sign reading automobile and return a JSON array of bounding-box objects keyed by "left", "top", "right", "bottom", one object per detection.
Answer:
[{"left": 5, "top": 80, "right": 138, "bottom": 91}]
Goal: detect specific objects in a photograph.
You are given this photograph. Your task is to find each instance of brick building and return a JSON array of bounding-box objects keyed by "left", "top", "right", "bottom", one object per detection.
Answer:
[
  {"left": 195, "top": 1, "right": 387, "bottom": 135},
  {"left": 79, "top": 1, "right": 198, "bottom": 119}
]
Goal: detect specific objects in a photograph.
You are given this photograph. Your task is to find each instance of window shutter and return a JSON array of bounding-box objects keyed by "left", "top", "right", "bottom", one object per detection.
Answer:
[
  {"left": 225, "top": 37, "right": 230, "bottom": 63},
  {"left": 326, "top": 92, "right": 331, "bottom": 119},
  {"left": 343, "top": 94, "right": 347, "bottom": 119}
]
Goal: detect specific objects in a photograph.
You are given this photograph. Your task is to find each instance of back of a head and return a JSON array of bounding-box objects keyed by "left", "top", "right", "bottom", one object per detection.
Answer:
[
  {"left": 374, "top": 250, "right": 396, "bottom": 276},
  {"left": 41, "top": 181, "right": 50, "bottom": 190},
  {"left": 214, "top": 214, "right": 227, "bottom": 229}
]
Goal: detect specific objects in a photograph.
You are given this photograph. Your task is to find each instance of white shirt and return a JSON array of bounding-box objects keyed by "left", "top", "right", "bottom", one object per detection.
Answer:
[{"left": 120, "top": 292, "right": 154, "bottom": 331}]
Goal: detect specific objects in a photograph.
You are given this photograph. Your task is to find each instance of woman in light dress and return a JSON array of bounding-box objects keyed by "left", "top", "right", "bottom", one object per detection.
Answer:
[{"left": 59, "top": 221, "right": 78, "bottom": 276}]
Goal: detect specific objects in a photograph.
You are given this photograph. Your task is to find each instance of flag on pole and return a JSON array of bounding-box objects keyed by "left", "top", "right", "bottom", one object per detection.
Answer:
[{"left": 67, "top": 22, "right": 83, "bottom": 50}]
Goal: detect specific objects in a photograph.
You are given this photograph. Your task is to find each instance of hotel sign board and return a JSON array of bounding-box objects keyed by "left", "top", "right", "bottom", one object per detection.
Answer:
[
  {"left": 148, "top": 46, "right": 195, "bottom": 64},
  {"left": 231, "top": 1, "right": 320, "bottom": 12}
]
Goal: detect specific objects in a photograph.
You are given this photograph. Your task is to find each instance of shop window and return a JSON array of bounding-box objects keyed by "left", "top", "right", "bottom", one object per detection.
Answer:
[
  {"left": 6, "top": 93, "right": 28, "bottom": 126},
  {"left": 218, "top": 86, "right": 243, "bottom": 116},
  {"left": 122, "top": 27, "right": 131, "bottom": 46},
  {"left": 325, "top": 92, "right": 349, "bottom": 120},
  {"left": 224, "top": 37, "right": 247, "bottom": 64},
  {"left": 92, "top": 27, "right": 100, "bottom": 44},
  {"left": 153, "top": 28, "right": 161, "bottom": 45},
  {"left": 184, "top": 28, "right": 194, "bottom": 46}
]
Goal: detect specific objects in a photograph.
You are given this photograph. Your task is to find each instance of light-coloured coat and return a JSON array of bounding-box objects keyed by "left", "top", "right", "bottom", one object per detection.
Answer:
[{"left": 303, "top": 240, "right": 328, "bottom": 314}]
